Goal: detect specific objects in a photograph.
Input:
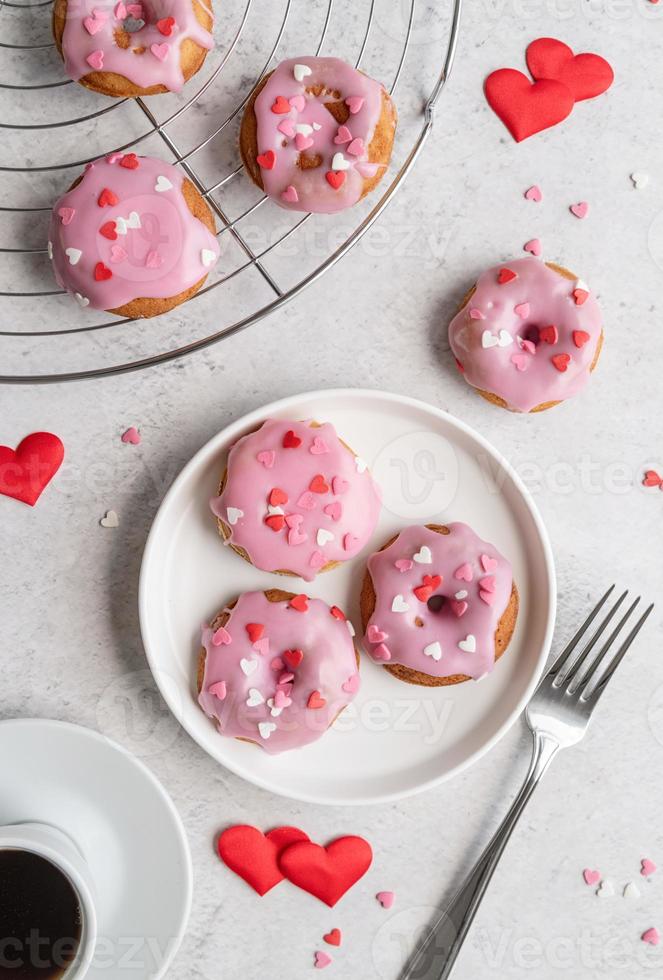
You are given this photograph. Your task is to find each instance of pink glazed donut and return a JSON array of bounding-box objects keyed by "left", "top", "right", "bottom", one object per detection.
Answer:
[
  {"left": 197, "top": 590, "right": 360, "bottom": 755},
  {"left": 361, "top": 523, "right": 519, "bottom": 686},
  {"left": 448, "top": 258, "right": 604, "bottom": 412},
  {"left": 239, "top": 56, "right": 397, "bottom": 213},
  {"left": 48, "top": 154, "right": 220, "bottom": 317},
  {"left": 210, "top": 418, "right": 382, "bottom": 582}
]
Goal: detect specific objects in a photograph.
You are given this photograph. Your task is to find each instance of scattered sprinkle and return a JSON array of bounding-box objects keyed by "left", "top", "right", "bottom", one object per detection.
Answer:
[{"left": 100, "top": 509, "right": 119, "bottom": 528}]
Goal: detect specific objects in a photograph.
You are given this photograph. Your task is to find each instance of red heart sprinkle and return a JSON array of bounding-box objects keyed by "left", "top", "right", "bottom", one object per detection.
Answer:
[
  {"left": 269, "top": 487, "right": 288, "bottom": 506},
  {"left": 217, "top": 825, "right": 309, "bottom": 896},
  {"left": 539, "top": 324, "right": 559, "bottom": 345},
  {"left": 330, "top": 605, "right": 346, "bottom": 621},
  {"left": 413, "top": 585, "right": 433, "bottom": 602},
  {"left": 265, "top": 514, "right": 285, "bottom": 531},
  {"left": 309, "top": 474, "right": 329, "bottom": 494},
  {"left": 323, "top": 928, "right": 342, "bottom": 947},
  {"left": 246, "top": 623, "right": 265, "bottom": 643},
  {"left": 283, "top": 430, "right": 302, "bottom": 449},
  {"left": 497, "top": 267, "right": 517, "bottom": 284},
  {"left": 326, "top": 171, "right": 346, "bottom": 190},
  {"left": 94, "top": 262, "right": 112, "bottom": 281},
  {"left": 307, "top": 690, "right": 326, "bottom": 710},
  {"left": 156, "top": 15, "right": 175, "bottom": 35},
  {"left": 257, "top": 150, "right": 276, "bottom": 170},
  {"left": 278, "top": 836, "right": 373, "bottom": 907},
  {"left": 552, "top": 353, "right": 571, "bottom": 372},
  {"left": 573, "top": 330, "right": 591, "bottom": 348},
  {"left": 119, "top": 153, "right": 139, "bottom": 169},
  {"left": 0, "top": 432, "right": 64, "bottom": 506},
  {"left": 484, "top": 69, "right": 575, "bottom": 143},
  {"left": 99, "top": 221, "right": 118, "bottom": 240},
  {"left": 271, "top": 96, "right": 291, "bottom": 114},
  {"left": 289, "top": 594, "right": 309, "bottom": 612},
  {"left": 573, "top": 288, "right": 589, "bottom": 306},
  {"left": 283, "top": 648, "right": 304, "bottom": 669},
  {"left": 643, "top": 470, "right": 663, "bottom": 487},
  {"left": 97, "top": 187, "right": 119, "bottom": 207},
  {"left": 422, "top": 574, "right": 442, "bottom": 590}
]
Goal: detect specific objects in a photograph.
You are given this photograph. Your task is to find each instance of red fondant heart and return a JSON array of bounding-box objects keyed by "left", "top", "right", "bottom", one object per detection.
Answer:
[
  {"left": 309, "top": 474, "right": 329, "bottom": 494},
  {"left": 269, "top": 487, "right": 288, "bottom": 506},
  {"left": 97, "top": 187, "right": 119, "bottom": 207},
  {"left": 324, "top": 928, "right": 342, "bottom": 947},
  {"left": 271, "top": 96, "right": 291, "bottom": 114},
  {"left": 325, "top": 171, "right": 346, "bottom": 190},
  {"left": 526, "top": 37, "right": 614, "bottom": 102},
  {"left": 94, "top": 262, "right": 112, "bottom": 281},
  {"left": 539, "top": 324, "right": 559, "bottom": 345},
  {"left": 119, "top": 152, "right": 140, "bottom": 169},
  {"left": 256, "top": 150, "right": 276, "bottom": 170},
  {"left": 484, "top": 68, "right": 574, "bottom": 142},
  {"left": 552, "top": 353, "right": 571, "bottom": 372},
  {"left": 573, "top": 330, "right": 590, "bottom": 348},
  {"left": 99, "top": 221, "right": 118, "bottom": 241},
  {"left": 279, "top": 836, "right": 373, "bottom": 907},
  {"left": 246, "top": 623, "right": 264, "bottom": 643},
  {"left": 0, "top": 432, "right": 64, "bottom": 506},
  {"left": 217, "top": 825, "right": 309, "bottom": 896},
  {"left": 283, "top": 648, "right": 304, "bottom": 669},
  {"left": 265, "top": 514, "right": 285, "bottom": 531},
  {"left": 283, "top": 429, "right": 302, "bottom": 449},
  {"left": 289, "top": 594, "right": 309, "bottom": 613}
]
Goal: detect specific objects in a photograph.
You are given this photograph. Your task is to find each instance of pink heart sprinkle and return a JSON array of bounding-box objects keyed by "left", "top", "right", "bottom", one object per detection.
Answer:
[
  {"left": 450, "top": 600, "right": 468, "bottom": 618},
  {"left": 331, "top": 476, "right": 348, "bottom": 495},
  {"left": 115, "top": 1, "right": 127, "bottom": 17},
  {"left": 346, "top": 96, "right": 364, "bottom": 114},
  {"left": 288, "top": 528, "right": 308, "bottom": 546},
  {"left": 106, "top": 152, "right": 122, "bottom": 164},
  {"left": 270, "top": 657, "right": 284, "bottom": 671},
  {"left": 110, "top": 244, "right": 127, "bottom": 263},
  {"left": 212, "top": 626, "right": 231, "bottom": 646},
  {"left": 86, "top": 49, "right": 104, "bottom": 70},
  {"left": 347, "top": 138, "right": 365, "bottom": 157},
  {"left": 145, "top": 250, "right": 162, "bottom": 269},
  {"left": 334, "top": 125, "right": 352, "bottom": 144},
  {"left": 209, "top": 680, "right": 226, "bottom": 700},
  {"left": 290, "top": 94, "right": 306, "bottom": 112},
  {"left": 524, "top": 185, "right": 542, "bottom": 202},
  {"left": 278, "top": 682, "right": 293, "bottom": 697},
  {"left": 570, "top": 201, "right": 589, "bottom": 219},
  {"left": 520, "top": 339, "right": 536, "bottom": 354},
  {"left": 582, "top": 868, "right": 601, "bottom": 886},
  {"left": 274, "top": 688, "right": 291, "bottom": 709},
  {"left": 343, "top": 533, "right": 359, "bottom": 552},
  {"left": 511, "top": 353, "right": 529, "bottom": 372},
  {"left": 281, "top": 184, "right": 299, "bottom": 203},
  {"left": 310, "top": 550, "right": 325, "bottom": 569},
  {"left": 395, "top": 558, "right": 413, "bottom": 572},
  {"left": 150, "top": 42, "right": 169, "bottom": 61},
  {"left": 642, "top": 928, "right": 659, "bottom": 946},
  {"left": 121, "top": 426, "right": 141, "bottom": 445},
  {"left": 278, "top": 672, "right": 294, "bottom": 685},
  {"left": 481, "top": 554, "right": 498, "bottom": 572},
  {"left": 314, "top": 951, "right": 332, "bottom": 969},
  {"left": 342, "top": 674, "right": 360, "bottom": 694},
  {"left": 277, "top": 119, "right": 296, "bottom": 138},
  {"left": 127, "top": 3, "right": 142, "bottom": 14},
  {"left": 367, "top": 624, "right": 387, "bottom": 643},
  {"left": 479, "top": 575, "right": 495, "bottom": 593},
  {"left": 479, "top": 590, "right": 496, "bottom": 606},
  {"left": 253, "top": 637, "right": 269, "bottom": 656},
  {"left": 257, "top": 450, "right": 275, "bottom": 468},
  {"left": 310, "top": 436, "right": 329, "bottom": 455},
  {"left": 58, "top": 207, "right": 76, "bottom": 225},
  {"left": 295, "top": 133, "right": 314, "bottom": 151},
  {"left": 514, "top": 302, "right": 530, "bottom": 319},
  {"left": 376, "top": 891, "right": 395, "bottom": 909},
  {"left": 324, "top": 502, "right": 342, "bottom": 521},
  {"left": 641, "top": 859, "right": 657, "bottom": 877},
  {"left": 285, "top": 513, "right": 303, "bottom": 529},
  {"left": 373, "top": 643, "right": 391, "bottom": 662},
  {"left": 524, "top": 238, "right": 542, "bottom": 257},
  {"left": 455, "top": 562, "right": 473, "bottom": 582},
  {"left": 297, "top": 491, "right": 316, "bottom": 510},
  {"left": 469, "top": 308, "right": 485, "bottom": 320},
  {"left": 83, "top": 15, "right": 105, "bottom": 34}
]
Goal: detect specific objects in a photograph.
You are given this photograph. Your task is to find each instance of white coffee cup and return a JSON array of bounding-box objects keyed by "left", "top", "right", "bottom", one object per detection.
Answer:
[{"left": 0, "top": 822, "right": 97, "bottom": 978}]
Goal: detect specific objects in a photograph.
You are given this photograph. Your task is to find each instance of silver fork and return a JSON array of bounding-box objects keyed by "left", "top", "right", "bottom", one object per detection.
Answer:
[{"left": 401, "top": 586, "right": 654, "bottom": 980}]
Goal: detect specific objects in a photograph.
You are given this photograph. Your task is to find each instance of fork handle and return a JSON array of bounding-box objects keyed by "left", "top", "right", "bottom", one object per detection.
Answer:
[{"left": 401, "top": 731, "right": 560, "bottom": 980}]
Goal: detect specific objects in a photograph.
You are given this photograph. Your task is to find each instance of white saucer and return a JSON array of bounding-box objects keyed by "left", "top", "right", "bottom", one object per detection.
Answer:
[
  {"left": 140, "top": 388, "right": 556, "bottom": 805},
  {"left": 0, "top": 719, "right": 192, "bottom": 979}
]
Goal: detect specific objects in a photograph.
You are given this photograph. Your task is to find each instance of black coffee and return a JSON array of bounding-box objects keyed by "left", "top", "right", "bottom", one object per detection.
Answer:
[{"left": 0, "top": 849, "right": 82, "bottom": 979}]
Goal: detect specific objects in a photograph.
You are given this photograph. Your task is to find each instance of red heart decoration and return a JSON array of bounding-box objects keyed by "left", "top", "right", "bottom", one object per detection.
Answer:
[
  {"left": 573, "top": 330, "right": 590, "bottom": 348},
  {"left": 309, "top": 474, "right": 329, "bottom": 494},
  {"left": 526, "top": 37, "right": 614, "bottom": 102},
  {"left": 283, "top": 429, "right": 302, "bottom": 449},
  {"left": 643, "top": 470, "right": 663, "bottom": 488},
  {"left": 289, "top": 594, "right": 309, "bottom": 613},
  {"left": 307, "top": 690, "right": 326, "bottom": 709},
  {"left": 324, "top": 928, "right": 342, "bottom": 947},
  {"left": 484, "top": 69, "right": 574, "bottom": 142},
  {"left": 119, "top": 152, "right": 140, "bottom": 169},
  {"left": 269, "top": 487, "right": 288, "bottom": 506},
  {"left": 156, "top": 16, "right": 175, "bottom": 35},
  {"left": 217, "top": 825, "right": 309, "bottom": 896},
  {"left": 283, "top": 648, "right": 304, "bottom": 669},
  {"left": 552, "top": 353, "right": 571, "bottom": 372},
  {"left": 330, "top": 605, "right": 346, "bottom": 621},
  {"left": 422, "top": 574, "right": 442, "bottom": 590},
  {"left": 573, "top": 288, "right": 589, "bottom": 306},
  {"left": 413, "top": 585, "right": 432, "bottom": 603},
  {"left": 256, "top": 150, "right": 276, "bottom": 170},
  {"left": 99, "top": 221, "right": 118, "bottom": 241},
  {"left": 497, "top": 267, "right": 517, "bottom": 284},
  {"left": 94, "top": 262, "right": 113, "bottom": 281},
  {"left": 539, "top": 324, "right": 559, "bottom": 345},
  {"left": 0, "top": 432, "right": 64, "bottom": 506},
  {"left": 279, "top": 836, "right": 373, "bottom": 907},
  {"left": 265, "top": 514, "right": 285, "bottom": 531},
  {"left": 97, "top": 187, "right": 119, "bottom": 207},
  {"left": 271, "top": 96, "right": 291, "bottom": 114},
  {"left": 246, "top": 623, "right": 264, "bottom": 643},
  {"left": 326, "top": 171, "right": 346, "bottom": 190}
]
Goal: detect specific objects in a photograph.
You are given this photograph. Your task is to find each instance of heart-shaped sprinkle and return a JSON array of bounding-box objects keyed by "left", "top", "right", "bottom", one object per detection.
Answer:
[
  {"left": 317, "top": 528, "right": 334, "bottom": 546},
  {"left": 330, "top": 606, "right": 346, "bottom": 622},
  {"left": 314, "top": 951, "right": 332, "bottom": 970},
  {"left": 630, "top": 172, "right": 649, "bottom": 190},
  {"left": 74, "top": 293, "right": 89, "bottom": 307},
  {"left": 201, "top": 249, "right": 216, "bottom": 267},
  {"left": 270, "top": 657, "right": 284, "bottom": 671},
  {"left": 309, "top": 474, "right": 329, "bottom": 494},
  {"left": 623, "top": 881, "right": 640, "bottom": 899},
  {"left": 481, "top": 555, "right": 498, "bottom": 572},
  {"left": 519, "top": 338, "right": 536, "bottom": 354},
  {"left": 309, "top": 435, "right": 329, "bottom": 455},
  {"left": 257, "top": 150, "right": 276, "bottom": 170},
  {"left": 212, "top": 626, "right": 231, "bottom": 646},
  {"left": 524, "top": 184, "right": 542, "bottom": 202},
  {"left": 65, "top": 248, "right": 82, "bottom": 265},
  {"left": 271, "top": 95, "right": 291, "bottom": 114},
  {"left": 498, "top": 267, "right": 517, "bottom": 284},
  {"left": 295, "top": 133, "right": 314, "bottom": 151},
  {"left": 58, "top": 207, "right": 75, "bottom": 225},
  {"left": 226, "top": 506, "right": 243, "bottom": 525},
  {"left": 552, "top": 353, "right": 571, "bottom": 372},
  {"left": 331, "top": 152, "right": 350, "bottom": 171},
  {"left": 376, "top": 891, "right": 396, "bottom": 909},
  {"left": 307, "top": 690, "right": 326, "bottom": 709},
  {"left": 150, "top": 41, "right": 169, "bottom": 60},
  {"left": 323, "top": 502, "right": 342, "bottom": 521},
  {"left": 99, "top": 220, "right": 117, "bottom": 241},
  {"left": 309, "top": 549, "right": 325, "bottom": 569},
  {"left": 83, "top": 14, "right": 106, "bottom": 34},
  {"left": 343, "top": 533, "right": 359, "bottom": 551},
  {"left": 372, "top": 643, "right": 391, "bottom": 661},
  {"left": 240, "top": 658, "right": 257, "bottom": 676},
  {"left": 643, "top": 470, "right": 663, "bottom": 487},
  {"left": 482, "top": 331, "right": 499, "bottom": 349},
  {"left": 288, "top": 94, "right": 305, "bottom": 112},
  {"left": 347, "top": 138, "right": 365, "bottom": 157},
  {"left": 455, "top": 590, "right": 468, "bottom": 599},
  {"left": 100, "top": 509, "right": 119, "bottom": 528},
  {"left": 583, "top": 869, "right": 601, "bottom": 886},
  {"left": 479, "top": 575, "right": 495, "bottom": 593},
  {"left": 334, "top": 125, "right": 352, "bottom": 144},
  {"left": 367, "top": 624, "right": 388, "bottom": 644},
  {"left": 596, "top": 880, "right": 615, "bottom": 898},
  {"left": 514, "top": 302, "right": 530, "bottom": 319},
  {"left": 511, "top": 353, "right": 529, "bottom": 372},
  {"left": 332, "top": 476, "right": 348, "bottom": 494},
  {"left": 265, "top": 514, "right": 285, "bottom": 532},
  {"left": 288, "top": 527, "right": 307, "bottom": 546},
  {"left": 94, "top": 262, "right": 112, "bottom": 281},
  {"left": 469, "top": 307, "right": 485, "bottom": 320},
  {"left": 246, "top": 688, "right": 264, "bottom": 707},
  {"left": 458, "top": 634, "right": 476, "bottom": 653},
  {"left": 479, "top": 590, "right": 496, "bottom": 606},
  {"left": 450, "top": 600, "right": 468, "bottom": 617},
  {"left": 289, "top": 594, "right": 308, "bottom": 612},
  {"left": 246, "top": 623, "right": 264, "bottom": 643},
  {"left": 539, "top": 324, "right": 558, "bottom": 344},
  {"left": 572, "top": 287, "right": 589, "bottom": 306},
  {"left": 413, "top": 545, "right": 432, "bottom": 564},
  {"left": 115, "top": 1, "right": 126, "bottom": 17},
  {"left": 283, "top": 648, "right": 304, "bottom": 669},
  {"left": 570, "top": 201, "right": 589, "bottom": 219},
  {"left": 258, "top": 721, "right": 276, "bottom": 740},
  {"left": 293, "top": 63, "right": 312, "bottom": 82},
  {"left": 498, "top": 330, "right": 514, "bottom": 347},
  {"left": 642, "top": 928, "right": 659, "bottom": 946},
  {"left": 641, "top": 858, "right": 657, "bottom": 877},
  {"left": 455, "top": 562, "right": 473, "bottom": 582},
  {"left": 269, "top": 488, "right": 288, "bottom": 507},
  {"left": 278, "top": 119, "right": 296, "bottom": 138},
  {"left": 323, "top": 928, "right": 342, "bottom": 947},
  {"left": 297, "top": 491, "right": 316, "bottom": 510},
  {"left": 395, "top": 559, "right": 413, "bottom": 572},
  {"left": 273, "top": 689, "right": 291, "bottom": 709},
  {"left": 157, "top": 16, "right": 175, "bottom": 34},
  {"left": 326, "top": 171, "right": 346, "bottom": 190},
  {"left": 145, "top": 250, "right": 162, "bottom": 269},
  {"left": 281, "top": 185, "right": 299, "bottom": 203},
  {"left": 345, "top": 96, "right": 364, "bottom": 114},
  {"left": 256, "top": 450, "right": 275, "bottom": 470},
  {"left": 283, "top": 429, "right": 301, "bottom": 448},
  {"left": 423, "top": 641, "right": 442, "bottom": 661},
  {"left": 124, "top": 15, "right": 145, "bottom": 31},
  {"left": 120, "top": 153, "right": 139, "bottom": 171},
  {"left": 155, "top": 175, "right": 173, "bottom": 192},
  {"left": 524, "top": 238, "right": 542, "bottom": 256},
  {"left": 391, "top": 595, "right": 409, "bottom": 613},
  {"left": 86, "top": 49, "right": 104, "bottom": 70},
  {"left": 97, "top": 187, "right": 118, "bottom": 208},
  {"left": 209, "top": 680, "right": 226, "bottom": 700},
  {"left": 573, "top": 330, "right": 590, "bottom": 348},
  {"left": 121, "top": 426, "right": 141, "bottom": 445}
]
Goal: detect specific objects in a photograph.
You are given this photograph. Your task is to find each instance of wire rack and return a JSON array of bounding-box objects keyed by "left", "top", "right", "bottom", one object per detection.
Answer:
[{"left": 0, "top": 0, "right": 462, "bottom": 383}]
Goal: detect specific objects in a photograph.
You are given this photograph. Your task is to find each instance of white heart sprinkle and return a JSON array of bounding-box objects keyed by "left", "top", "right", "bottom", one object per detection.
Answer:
[
  {"left": 630, "top": 172, "right": 649, "bottom": 190},
  {"left": 201, "top": 248, "right": 216, "bottom": 267},
  {"left": 65, "top": 248, "right": 82, "bottom": 265},
  {"left": 74, "top": 293, "right": 89, "bottom": 307},
  {"left": 312, "top": 122, "right": 322, "bottom": 131},
  {"left": 458, "top": 634, "right": 476, "bottom": 653},
  {"left": 155, "top": 175, "right": 173, "bottom": 192},
  {"left": 392, "top": 595, "right": 409, "bottom": 613},
  {"left": 575, "top": 278, "right": 589, "bottom": 293},
  {"left": 455, "top": 590, "right": 468, "bottom": 600},
  {"left": 240, "top": 658, "right": 257, "bottom": 676},
  {"left": 126, "top": 211, "right": 141, "bottom": 229},
  {"left": 258, "top": 721, "right": 276, "bottom": 740},
  {"left": 100, "top": 509, "right": 119, "bottom": 528},
  {"left": 267, "top": 698, "right": 282, "bottom": 717},
  {"left": 226, "top": 507, "right": 244, "bottom": 525},
  {"left": 267, "top": 505, "right": 284, "bottom": 516},
  {"left": 355, "top": 457, "right": 367, "bottom": 473},
  {"left": 413, "top": 546, "right": 432, "bottom": 565},
  {"left": 498, "top": 330, "right": 514, "bottom": 347},
  {"left": 115, "top": 217, "right": 128, "bottom": 236},
  {"left": 246, "top": 688, "right": 264, "bottom": 707},
  {"left": 331, "top": 152, "right": 350, "bottom": 171},
  {"left": 293, "top": 63, "right": 312, "bottom": 82},
  {"left": 346, "top": 620, "right": 356, "bottom": 637},
  {"left": 47, "top": 241, "right": 53, "bottom": 260},
  {"left": 295, "top": 123, "right": 313, "bottom": 136},
  {"left": 623, "top": 881, "right": 640, "bottom": 899},
  {"left": 596, "top": 880, "right": 615, "bottom": 898},
  {"left": 482, "top": 331, "right": 499, "bottom": 349},
  {"left": 317, "top": 528, "right": 334, "bottom": 546},
  {"left": 423, "top": 641, "right": 442, "bottom": 661}
]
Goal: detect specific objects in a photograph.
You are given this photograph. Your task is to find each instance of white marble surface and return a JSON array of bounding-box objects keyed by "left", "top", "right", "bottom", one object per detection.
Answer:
[{"left": 2, "top": 0, "right": 663, "bottom": 977}]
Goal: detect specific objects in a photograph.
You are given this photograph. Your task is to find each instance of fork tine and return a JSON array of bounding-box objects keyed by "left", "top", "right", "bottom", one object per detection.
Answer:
[
  {"left": 583, "top": 603, "right": 655, "bottom": 702},
  {"left": 547, "top": 585, "right": 615, "bottom": 679},
  {"left": 568, "top": 596, "right": 640, "bottom": 693},
  {"left": 561, "top": 590, "right": 630, "bottom": 688}
]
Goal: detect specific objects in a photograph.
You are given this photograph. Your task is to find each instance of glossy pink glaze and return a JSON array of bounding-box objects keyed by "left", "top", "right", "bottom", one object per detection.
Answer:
[
  {"left": 211, "top": 418, "right": 381, "bottom": 581},
  {"left": 60, "top": 0, "right": 213, "bottom": 93},
  {"left": 253, "top": 56, "right": 390, "bottom": 213},
  {"left": 364, "top": 523, "right": 514, "bottom": 680},
  {"left": 448, "top": 258, "right": 603, "bottom": 412},
  {"left": 198, "top": 591, "right": 360, "bottom": 754},
  {"left": 49, "top": 154, "right": 219, "bottom": 311}
]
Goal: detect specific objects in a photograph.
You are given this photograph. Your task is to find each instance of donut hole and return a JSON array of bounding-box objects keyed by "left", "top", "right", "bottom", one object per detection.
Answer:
[
  {"left": 521, "top": 324, "right": 541, "bottom": 347},
  {"left": 427, "top": 594, "right": 446, "bottom": 614}
]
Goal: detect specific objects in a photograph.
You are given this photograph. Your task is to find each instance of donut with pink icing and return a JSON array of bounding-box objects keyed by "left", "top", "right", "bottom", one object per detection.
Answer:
[
  {"left": 448, "top": 257, "right": 603, "bottom": 412},
  {"left": 48, "top": 154, "right": 219, "bottom": 317},
  {"left": 197, "top": 589, "right": 360, "bottom": 754},
  {"left": 210, "top": 419, "right": 381, "bottom": 582},
  {"left": 361, "top": 523, "right": 518, "bottom": 686},
  {"left": 239, "top": 56, "right": 397, "bottom": 213},
  {"left": 52, "top": 0, "right": 214, "bottom": 97}
]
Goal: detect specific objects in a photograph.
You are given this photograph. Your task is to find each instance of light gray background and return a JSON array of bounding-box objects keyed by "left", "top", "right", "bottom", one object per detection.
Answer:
[{"left": 2, "top": 0, "right": 663, "bottom": 977}]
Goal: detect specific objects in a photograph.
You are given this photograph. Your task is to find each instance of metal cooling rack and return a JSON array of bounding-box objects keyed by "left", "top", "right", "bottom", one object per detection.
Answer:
[{"left": 0, "top": 0, "right": 462, "bottom": 383}]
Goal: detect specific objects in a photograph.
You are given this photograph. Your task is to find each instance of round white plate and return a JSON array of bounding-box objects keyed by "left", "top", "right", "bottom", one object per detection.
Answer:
[
  {"left": 140, "top": 388, "right": 556, "bottom": 805},
  {"left": 0, "top": 719, "right": 192, "bottom": 979}
]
